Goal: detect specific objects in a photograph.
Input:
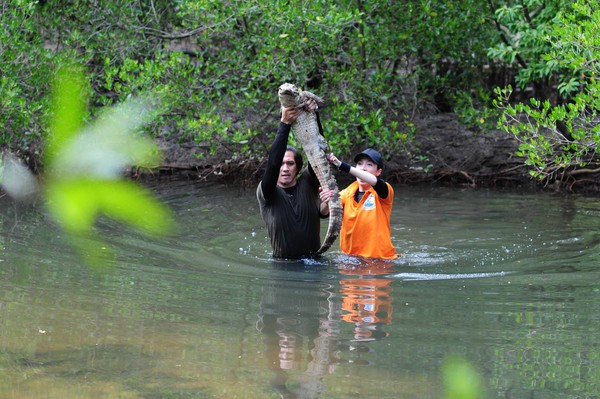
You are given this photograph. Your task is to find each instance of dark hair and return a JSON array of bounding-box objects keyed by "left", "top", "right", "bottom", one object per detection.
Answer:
[{"left": 286, "top": 145, "right": 303, "bottom": 175}]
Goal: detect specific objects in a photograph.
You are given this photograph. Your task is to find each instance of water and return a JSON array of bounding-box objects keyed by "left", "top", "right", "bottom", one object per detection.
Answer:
[{"left": 1, "top": 182, "right": 598, "bottom": 398}]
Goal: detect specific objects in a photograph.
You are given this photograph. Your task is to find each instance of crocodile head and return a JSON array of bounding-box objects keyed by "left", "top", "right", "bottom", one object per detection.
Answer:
[{"left": 278, "top": 83, "right": 300, "bottom": 108}]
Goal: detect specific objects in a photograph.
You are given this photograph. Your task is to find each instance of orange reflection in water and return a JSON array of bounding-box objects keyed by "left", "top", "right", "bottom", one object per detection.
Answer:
[{"left": 338, "top": 259, "right": 395, "bottom": 342}]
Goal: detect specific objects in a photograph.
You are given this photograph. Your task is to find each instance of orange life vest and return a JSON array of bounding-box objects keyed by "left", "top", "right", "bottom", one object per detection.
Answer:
[{"left": 338, "top": 181, "right": 397, "bottom": 259}]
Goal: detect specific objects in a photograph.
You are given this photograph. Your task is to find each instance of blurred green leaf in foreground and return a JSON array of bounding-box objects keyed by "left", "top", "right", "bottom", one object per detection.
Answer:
[
  {"left": 443, "top": 355, "right": 485, "bottom": 399},
  {"left": 2, "top": 61, "right": 174, "bottom": 264},
  {"left": 45, "top": 63, "right": 173, "bottom": 236}
]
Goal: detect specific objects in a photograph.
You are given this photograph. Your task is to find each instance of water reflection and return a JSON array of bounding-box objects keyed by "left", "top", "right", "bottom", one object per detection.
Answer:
[
  {"left": 256, "top": 257, "right": 399, "bottom": 398},
  {"left": 257, "top": 264, "right": 342, "bottom": 398},
  {"left": 338, "top": 257, "right": 394, "bottom": 343}
]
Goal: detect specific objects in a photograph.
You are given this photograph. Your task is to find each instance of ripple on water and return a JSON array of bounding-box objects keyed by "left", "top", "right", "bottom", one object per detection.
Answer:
[{"left": 390, "top": 271, "right": 509, "bottom": 281}]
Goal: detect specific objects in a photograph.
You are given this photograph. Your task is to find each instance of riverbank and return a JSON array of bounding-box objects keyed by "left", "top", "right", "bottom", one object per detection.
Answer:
[{"left": 133, "top": 112, "right": 600, "bottom": 194}]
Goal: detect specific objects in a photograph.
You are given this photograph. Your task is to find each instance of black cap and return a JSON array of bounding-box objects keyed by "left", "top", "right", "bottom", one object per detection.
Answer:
[{"left": 354, "top": 148, "right": 384, "bottom": 169}]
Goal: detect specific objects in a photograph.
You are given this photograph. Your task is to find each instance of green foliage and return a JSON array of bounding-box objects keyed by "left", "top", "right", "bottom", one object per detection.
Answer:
[
  {"left": 404, "top": 1, "right": 497, "bottom": 109},
  {"left": 487, "top": 0, "right": 571, "bottom": 90},
  {"left": 164, "top": 0, "right": 418, "bottom": 158},
  {"left": 325, "top": 96, "right": 411, "bottom": 155},
  {"left": 5, "top": 0, "right": 596, "bottom": 182},
  {"left": 0, "top": 0, "right": 54, "bottom": 164},
  {"left": 494, "top": 0, "right": 600, "bottom": 181},
  {"left": 3, "top": 0, "right": 469, "bottom": 166},
  {"left": 452, "top": 90, "right": 500, "bottom": 132}
]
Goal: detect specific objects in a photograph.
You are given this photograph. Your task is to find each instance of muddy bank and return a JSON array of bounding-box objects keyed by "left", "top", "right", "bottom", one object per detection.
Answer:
[
  {"left": 392, "top": 113, "right": 529, "bottom": 189},
  {"left": 135, "top": 113, "right": 600, "bottom": 194}
]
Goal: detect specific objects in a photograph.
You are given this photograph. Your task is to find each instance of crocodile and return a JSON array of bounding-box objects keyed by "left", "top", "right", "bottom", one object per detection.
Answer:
[{"left": 278, "top": 83, "right": 342, "bottom": 254}]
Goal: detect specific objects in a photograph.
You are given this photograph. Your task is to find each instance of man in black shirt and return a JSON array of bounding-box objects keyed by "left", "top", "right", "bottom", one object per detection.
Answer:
[{"left": 257, "top": 100, "right": 332, "bottom": 259}]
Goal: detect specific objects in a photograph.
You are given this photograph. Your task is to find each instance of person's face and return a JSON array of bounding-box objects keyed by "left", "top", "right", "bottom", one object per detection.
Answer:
[
  {"left": 356, "top": 156, "right": 382, "bottom": 187},
  {"left": 277, "top": 150, "right": 298, "bottom": 188}
]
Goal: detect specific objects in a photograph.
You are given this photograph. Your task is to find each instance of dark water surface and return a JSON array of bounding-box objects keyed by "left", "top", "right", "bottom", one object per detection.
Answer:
[{"left": 1, "top": 181, "right": 598, "bottom": 398}]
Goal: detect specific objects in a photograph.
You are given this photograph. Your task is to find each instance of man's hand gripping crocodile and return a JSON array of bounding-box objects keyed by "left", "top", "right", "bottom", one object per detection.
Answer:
[{"left": 278, "top": 83, "right": 342, "bottom": 254}]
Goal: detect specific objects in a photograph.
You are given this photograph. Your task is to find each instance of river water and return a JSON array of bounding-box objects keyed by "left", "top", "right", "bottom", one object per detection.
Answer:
[{"left": 0, "top": 181, "right": 598, "bottom": 398}]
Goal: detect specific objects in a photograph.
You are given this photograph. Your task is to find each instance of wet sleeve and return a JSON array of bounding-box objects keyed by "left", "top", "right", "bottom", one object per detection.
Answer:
[
  {"left": 373, "top": 178, "right": 389, "bottom": 199},
  {"left": 260, "top": 122, "right": 291, "bottom": 200}
]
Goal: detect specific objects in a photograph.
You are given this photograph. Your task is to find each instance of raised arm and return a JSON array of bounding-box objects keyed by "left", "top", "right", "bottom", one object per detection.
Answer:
[
  {"left": 327, "top": 153, "right": 389, "bottom": 199},
  {"left": 260, "top": 122, "right": 290, "bottom": 200},
  {"left": 260, "top": 104, "right": 316, "bottom": 199}
]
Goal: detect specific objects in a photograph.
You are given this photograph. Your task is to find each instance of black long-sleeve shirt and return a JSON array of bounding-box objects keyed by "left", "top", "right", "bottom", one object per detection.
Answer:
[{"left": 257, "top": 122, "right": 322, "bottom": 259}]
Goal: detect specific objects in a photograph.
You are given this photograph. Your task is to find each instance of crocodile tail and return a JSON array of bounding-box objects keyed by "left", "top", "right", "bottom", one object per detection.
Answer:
[{"left": 317, "top": 195, "right": 342, "bottom": 254}]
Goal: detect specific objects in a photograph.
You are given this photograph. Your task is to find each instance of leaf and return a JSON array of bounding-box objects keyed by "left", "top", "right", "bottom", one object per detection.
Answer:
[
  {"left": 442, "top": 355, "right": 485, "bottom": 399},
  {"left": 46, "top": 63, "right": 87, "bottom": 165},
  {"left": 45, "top": 179, "right": 174, "bottom": 236},
  {"left": 41, "top": 61, "right": 175, "bottom": 267},
  {"left": 49, "top": 97, "right": 162, "bottom": 179}
]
